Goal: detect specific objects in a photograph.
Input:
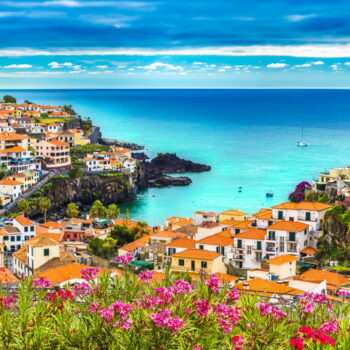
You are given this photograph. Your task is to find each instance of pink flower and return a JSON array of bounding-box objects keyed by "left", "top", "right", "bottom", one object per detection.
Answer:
[
  {"left": 150, "top": 309, "right": 185, "bottom": 333},
  {"left": 231, "top": 335, "right": 245, "bottom": 350},
  {"left": 300, "top": 302, "right": 314, "bottom": 314},
  {"left": 139, "top": 270, "right": 153, "bottom": 283},
  {"left": 314, "top": 331, "right": 335, "bottom": 347},
  {"left": 114, "top": 253, "right": 135, "bottom": 266},
  {"left": 72, "top": 282, "right": 93, "bottom": 297},
  {"left": 80, "top": 267, "right": 100, "bottom": 281},
  {"left": 205, "top": 275, "right": 220, "bottom": 293},
  {"left": 88, "top": 302, "right": 100, "bottom": 312},
  {"left": 256, "top": 302, "right": 287, "bottom": 319},
  {"left": 171, "top": 280, "right": 193, "bottom": 295},
  {"left": 213, "top": 303, "right": 240, "bottom": 334},
  {"left": 193, "top": 346, "right": 202, "bottom": 350},
  {"left": 33, "top": 277, "right": 52, "bottom": 289},
  {"left": 318, "top": 321, "right": 338, "bottom": 334},
  {"left": 194, "top": 299, "right": 210, "bottom": 317},
  {"left": 337, "top": 290, "right": 350, "bottom": 298},
  {"left": 290, "top": 337, "right": 305, "bottom": 350},
  {"left": 0, "top": 294, "right": 17, "bottom": 310},
  {"left": 227, "top": 289, "right": 240, "bottom": 301}
]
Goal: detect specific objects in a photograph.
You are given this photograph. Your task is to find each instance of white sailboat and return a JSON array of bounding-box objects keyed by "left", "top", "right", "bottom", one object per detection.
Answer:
[{"left": 297, "top": 127, "right": 309, "bottom": 147}]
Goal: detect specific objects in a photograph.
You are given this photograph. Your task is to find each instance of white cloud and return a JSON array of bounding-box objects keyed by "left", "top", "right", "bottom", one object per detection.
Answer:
[
  {"left": 267, "top": 63, "right": 287, "bottom": 68},
  {"left": 218, "top": 68, "right": 226, "bottom": 72},
  {"left": 3, "top": 64, "right": 33, "bottom": 69},
  {"left": 285, "top": 14, "right": 315, "bottom": 22},
  {"left": 193, "top": 62, "right": 204, "bottom": 65},
  {"left": 344, "top": 62, "right": 350, "bottom": 66},
  {"left": 312, "top": 61, "right": 324, "bottom": 65},
  {"left": 2, "top": 45, "right": 350, "bottom": 58},
  {"left": 1, "top": 1, "right": 154, "bottom": 9},
  {"left": 96, "top": 65, "right": 108, "bottom": 69},
  {"left": 138, "top": 62, "right": 183, "bottom": 70},
  {"left": 294, "top": 63, "right": 312, "bottom": 68},
  {"left": 48, "top": 61, "right": 78, "bottom": 69}
]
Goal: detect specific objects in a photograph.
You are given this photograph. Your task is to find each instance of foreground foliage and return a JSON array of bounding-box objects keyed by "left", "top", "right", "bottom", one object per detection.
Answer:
[{"left": 0, "top": 263, "right": 349, "bottom": 350}]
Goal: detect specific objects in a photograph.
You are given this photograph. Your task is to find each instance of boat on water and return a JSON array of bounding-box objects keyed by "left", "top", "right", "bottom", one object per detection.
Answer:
[
  {"left": 297, "top": 127, "right": 309, "bottom": 147},
  {"left": 266, "top": 192, "right": 273, "bottom": 198}
]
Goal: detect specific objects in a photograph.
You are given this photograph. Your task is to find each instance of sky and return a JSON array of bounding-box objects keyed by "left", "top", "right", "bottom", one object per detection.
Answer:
[{"left": 0, "top": 0, "right": 350, "bottom": 88}]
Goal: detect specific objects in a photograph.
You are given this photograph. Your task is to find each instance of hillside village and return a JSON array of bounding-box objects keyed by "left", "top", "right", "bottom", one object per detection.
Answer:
[{"left": 0, "top": 96, "right": 349, "bottom": 305}]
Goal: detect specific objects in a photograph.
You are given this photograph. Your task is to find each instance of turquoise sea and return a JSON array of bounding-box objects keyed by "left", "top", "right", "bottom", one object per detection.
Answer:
[{"left": 2, "top": 89, "right": 350, "bottom": 225}]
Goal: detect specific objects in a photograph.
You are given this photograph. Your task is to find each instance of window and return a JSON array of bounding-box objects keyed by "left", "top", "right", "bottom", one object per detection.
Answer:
[
  {"left": 216, "top": 246, "right": 220, "bottom": 253},
  {"left": 278, "top": 211, "right": 283, "bottom": 220},
  {"left": 235, "top": 228, "right": 240, "bottom": 234},
  {"left": 24, "top": 227, "right": 28, "bottom": 232},
  {"left": 74, "top": 233, "right": 77, "bottom": 238},
  {"left": 201, "top": 261, "right": 208, "bottom": 268},
  {"left": 10, "top": 236, "right": 15, "bottom": 242},
  {"left": 289, "top": 232, "right": 296, "bottom": 241},
  {"left": 178, "top": 259, "right": 185, "bottom": 266},
  {"left": 268, "top": 231, "right": 276, "bottom": 240},
  {"left": 30, "top": 226, "right": 34, "bottom": 232},
  {"left": 44, "top": 249, "right": 50, "bottom": 256},
  {"left": 16, "top": 236, "right": 21, "bottom": 241},
  {"left": 305, "top": 212, "right": 311, "bottom": 221},
  {"left": 247, "top": 246, "right": 252, "bottom": 255},
  {"left": 237, "top": 239, "right": 242, "bottom": 248},
  {"left": 257, "top": 241, "right": 262, "bottom": 250},
  {"left": 4, "top": 236, "right": 8, "bottom": 241}
]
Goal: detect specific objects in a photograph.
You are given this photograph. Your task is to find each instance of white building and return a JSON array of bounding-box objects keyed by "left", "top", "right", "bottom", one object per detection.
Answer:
[
  {"left": 193, "top": 211, "right": 218, "bottom": 226},
  {"left": 195, "top": 233, "right": 233, "bottom": 262}
]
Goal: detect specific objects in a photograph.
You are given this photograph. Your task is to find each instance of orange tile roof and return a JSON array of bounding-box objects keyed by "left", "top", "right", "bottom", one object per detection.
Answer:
[
  {"left": 13, "top": 246, "right": 27, "bottom": 264},
  {"left": 234, "top": 228, "right": 266, "bottom": 240},
  {"left": 0, "top": 179, "right": 23, "bottom": 186},
  {"left": 47, "top": 140, "right": 68, "bottom": 147},
  {"left": 0, "top": 146, "right": 26, "bottom": 153},
  {"left": 172, "top": 248, "right": 221, "bottom": 260},
  {"left": 36, "top": 232, "right": 64, "bottom": 243},
  {"left": 195, "top": 211, "right": 217, "bottom": 217},
  {"left": 41, "top": 221, "right": 63, "bottom": 229},
  {"left": 220, "top": 209, "right": 247, "bottom": 216},
  {"left": 0, "top": 267, "right": 19, "bottom": 284},
  {"left": 299, "top": 269, "right": 349, "bottom": 287},
  {"left": 221, "top": 220, "right": 252, "bottom": 229},
  {"left": 267, "top": 221, "right": 309, "bottom": 231},
  {"left": 235, "top": 278, "right": 304, "bottom": 296},
  {"left": 266, "top": 254, "right": 299, "bottom": 265},
  {"left": 14, "top": 215, "right": 34, "bottom": 226},
  {"left": 119, "top": 237, "right": 150, "bottom": 252},
  {"left": 208, "top": 272, "right": 239, "bottom": 283},
  {"left": 197, "top": 234, "right": 233, "bottom": 246},
  {"left": 0, "top": 132, "right": 28, "bottom": 141},
  {"left": 252, "top": 208, "right": 273, "bottom": 220},
  {"left": 166, "top": 237, "right": 196, "bottom": 248},
  {"left": 272, "top": 202, "right": 331, "bottom": 211},
  {"left": 300, "top": 247, "right": 317, "bottom": 256},
  {"left": 26, "top": 236, "right": 59, "bottom": 247},
  {"left": 216, "top": 230, "right": 232, "bottom": 238}
]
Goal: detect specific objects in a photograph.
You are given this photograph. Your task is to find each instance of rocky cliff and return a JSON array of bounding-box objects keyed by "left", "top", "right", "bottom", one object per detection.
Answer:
[{"left": 317, "top": 208, "right": 350, "bottom": 263}]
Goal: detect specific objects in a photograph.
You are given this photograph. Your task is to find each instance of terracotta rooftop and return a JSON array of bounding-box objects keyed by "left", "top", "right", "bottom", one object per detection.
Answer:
[
  {"left": 166, "top": 237, "right": 196, "bottom": 249},
  {"left": 0, "top": 146, "right": 26, "bottom": 153},
  {"left": 195, "top": 211, "right": 217, "bottom": 217},
  {"left": 197, "top": 234, "right": 233, "bottom": 246},
  {"left": 13, "top": 246, "right": 27, "bottom": 264},
  {"left": 300, "top": 247, "right": 317, "bottom": 256},
  {"left": 34, "top": 251, "right": 76, "bottom": 274},
  {"left": 207, "top": 272, "right": 239, "bottom": 283},
  {"left": 272, "top": 202, "right": 331, "bottom": 211},
  {"left": 26, "top": 236, "right": 59, "bottom": 247},
  {"left": 173, "top": 224, "right": 198, "bottom": 236},
  {"left": 235, "top": 278, "right": 304, "bottom": 297},
  {"left": 221, "top": 220, "right": 252, "bottom": 229},
  {"left": 251, "top": 208, "right": 273, "bottom": 220},
  {"left": 267, "top": 221, "right": 309, "bottom": 231},
  {"left": 151, "top": 230, "right": 185, "bottom": 239},
  {"left": 234, "top": 228, "right": 266, "bottom": 240},
  {"left": 0, "top": 179, "right": 23, "bottom": 186},
  {"left": 266, "top": 254, "right": 299, "bottom": 265},
  {"left": 220, "top": 209, "right": 247, "bottom": 216},
  {"left": 14, "top": 215, "right": 35, "bottom": 226},
  {"left": 0, "top": 267, "right": 19, "bottom": 284},
  {"left": 172, "top": 248, "right": 221, "bottom": 260},
  {"left": 119, "top": 236, "right": 150, "bottom": 252},
  {"left": 299, "top": 269, "right": 349, "bottom": 288}
]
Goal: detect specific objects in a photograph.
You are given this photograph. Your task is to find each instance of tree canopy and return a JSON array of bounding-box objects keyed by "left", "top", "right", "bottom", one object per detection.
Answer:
[{"left": 3, "top": 95, "right": 16, "bottom": 103}]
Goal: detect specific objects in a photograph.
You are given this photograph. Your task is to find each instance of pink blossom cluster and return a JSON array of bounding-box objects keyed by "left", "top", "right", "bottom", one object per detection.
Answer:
[
  {"left": 150, "top": 309, "right": 185, "bottom": 333},
  {"left": 299, "top": 292, "right": 327, "bottom": 314},
  {"left": 80, "top": 267, "right": 100, "bottom": 281},
  {"left": 194, "top": 299, "right": 210, "bottom": 317},
  {"left": 0, "top": 293, "right": 16, "bottom": 310},
  {"left": 337, "top": 289, "right": 350, "bottom": 298},
  {"left": 205, "top": 275, "right": 220, "bottom": 293},
  {"left": 95, "top": 301, "right": 134, "bottom": 330},
  {"left": 114, "top": 253, "right": 135, "bottom": 266},
  {"left": 290, "top": 326, "right": 336, "bottom": 349},
  {"left": 170, "top": 280, "right": 193, "bottom": 295},
  {"left": 139, "top": 269, "right": 154, "bottom": 283},
  {"left": 212, "top": 303, "right": 240, "bottom": 334},
  {"left": 256, "top": 302, "right": 287, "bottom": 319},
  {"left": 318, "top": 321, "right": 339, "bottom": 334},
  {"left": 33, "top": 277, "right": 52, "bottom": 289},
  {"left": 226, "top": 289, "right": 240, "bottom": 301},
  {"left": 72, "top": 282, "right": 94, "bottom": 297}
]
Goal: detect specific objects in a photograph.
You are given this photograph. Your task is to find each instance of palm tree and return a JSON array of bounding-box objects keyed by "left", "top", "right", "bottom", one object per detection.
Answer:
[
  {"left": 107, "top": 204, "right": 120, "bottom": 220},
  {"left": 66, "top": 202, "right": 79, "bottom": 218},
  {"left": 89, "top": 200, "right": 106, "bottom": 218},
  {"left": 17, "top": 199, "right": 30, "bottom": 217},
  {"left": 38, "top": 197, "right": 51, "bottom": 222}
]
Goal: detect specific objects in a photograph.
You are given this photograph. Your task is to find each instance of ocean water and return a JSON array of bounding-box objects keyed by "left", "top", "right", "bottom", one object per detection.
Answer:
[{"left": 2, "top": 89, "right": 350, "bottom": 225}]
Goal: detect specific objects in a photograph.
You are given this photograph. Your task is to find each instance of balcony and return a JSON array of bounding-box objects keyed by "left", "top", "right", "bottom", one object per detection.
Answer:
[
  {"left": 266, "top": 246, "right": 276, "bottom": 252},
  {"left": 232, "top": 255, "right": 244, "bottom": 261}
]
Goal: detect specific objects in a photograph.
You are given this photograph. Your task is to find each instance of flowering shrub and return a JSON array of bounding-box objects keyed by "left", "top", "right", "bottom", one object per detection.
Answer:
[
  {"left": 289, "top": 181, "right": 312, "bottom": 203},
  {"left": 0, "top": 271, "right": 349, "bottom": 349}
]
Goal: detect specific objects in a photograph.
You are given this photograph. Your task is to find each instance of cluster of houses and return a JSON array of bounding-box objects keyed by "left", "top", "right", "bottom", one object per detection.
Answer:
[
  {"left": 0, "top": 201, "right": 348, "bottom": 303},
  {"left": 0, "top": 102, "right": 137, "bottom": 206}
]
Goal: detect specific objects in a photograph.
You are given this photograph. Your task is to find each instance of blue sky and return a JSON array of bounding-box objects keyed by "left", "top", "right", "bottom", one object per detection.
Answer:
[{"left": 0, "top": 0, "right": 350, "bottom": 88}]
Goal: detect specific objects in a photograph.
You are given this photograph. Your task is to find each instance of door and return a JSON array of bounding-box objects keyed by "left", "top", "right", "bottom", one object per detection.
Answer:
[{"left": 191, "top": 260, "right": 195, "bottom": 271}]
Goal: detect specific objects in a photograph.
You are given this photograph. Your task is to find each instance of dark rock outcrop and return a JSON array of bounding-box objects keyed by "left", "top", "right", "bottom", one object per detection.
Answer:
[
  {"left": 150, "top": 153, "right": 211, "bottom": 173},
  {"left": 99, "top": 138, "right": 144, "bottom": 150}
]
